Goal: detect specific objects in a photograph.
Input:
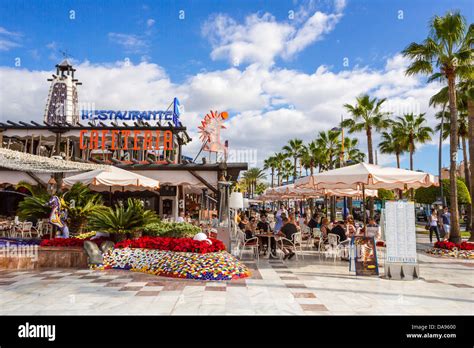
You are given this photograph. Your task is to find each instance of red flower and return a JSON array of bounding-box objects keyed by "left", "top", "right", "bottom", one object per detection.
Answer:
[
  {"left": 40, "top": 237, "right": 108, "bottom": 248},
  {"left": 114, "top": 236, "right": 226, "bottom": 253},
  {"left": 434, "top": 240, "right": 474, "bottom": 251}
]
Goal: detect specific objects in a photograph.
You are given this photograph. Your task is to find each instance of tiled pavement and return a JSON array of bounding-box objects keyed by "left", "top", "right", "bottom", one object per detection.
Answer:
[{"left": 0, "top": 235, "right": 473, "bottom": 315}]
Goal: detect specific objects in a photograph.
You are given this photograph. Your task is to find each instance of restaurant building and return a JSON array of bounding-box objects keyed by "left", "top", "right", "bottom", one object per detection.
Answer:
[{"left": 0, "top": 60, "right": 247, "bottom": 219}]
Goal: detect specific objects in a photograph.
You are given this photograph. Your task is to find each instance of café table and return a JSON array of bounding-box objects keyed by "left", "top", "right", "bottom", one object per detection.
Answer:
[{"left": 255, "top": 233, "right": 278, "bottom": 258}]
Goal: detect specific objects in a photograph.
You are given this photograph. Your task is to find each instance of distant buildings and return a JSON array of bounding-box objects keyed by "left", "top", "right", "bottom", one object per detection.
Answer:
[{"left": 440, "top": 161, "right": 470, "bottom": 180}]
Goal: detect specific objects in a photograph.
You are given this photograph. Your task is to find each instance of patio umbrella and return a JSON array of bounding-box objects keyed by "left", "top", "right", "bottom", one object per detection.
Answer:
[
  {"left": 294, "top": 163, "right": 437, "bottom": 191},
  {"left": 294, "top": 162, "right": 437, "bottom": 224},
  {"left": 262, "top": 184, "right": 378, "bottom": 200},
  {"left": 63, "top": 166, "right": 160, "bottom": 192}
]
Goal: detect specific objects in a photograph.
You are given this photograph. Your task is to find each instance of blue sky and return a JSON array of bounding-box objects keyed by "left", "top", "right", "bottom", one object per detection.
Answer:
[{"left": 0, "top": 0, "right": 473, "bottom": 176}]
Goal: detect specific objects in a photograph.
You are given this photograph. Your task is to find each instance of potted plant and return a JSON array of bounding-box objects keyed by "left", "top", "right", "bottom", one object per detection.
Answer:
[{"left": 88, "top": 198, "right": 159, "bottom": 241}]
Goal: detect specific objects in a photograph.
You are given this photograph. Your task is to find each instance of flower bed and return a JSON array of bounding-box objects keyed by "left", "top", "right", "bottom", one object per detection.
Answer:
[
  {"left": 434, "top": 240, "right": 474, "bottom": 250},
  {"left": 100, "top": 248, "right": 250, "bottom": 281},
  {"left": 425, "top": 241, "right": 474, "bottom": 259},
  {"left": 40, "top": 237, "right": 108, "bottom": 248},
  {"left": 115, "top": 236, "right": 226, "bottom": 254}
]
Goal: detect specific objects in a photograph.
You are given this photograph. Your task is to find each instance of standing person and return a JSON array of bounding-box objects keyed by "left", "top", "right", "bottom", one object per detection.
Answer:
[
  {"left": 428, "top": 209, "right": 441, "bottom": 243},
  {"left": 441, "top": 207, "right": 451, "bottom": 241}
]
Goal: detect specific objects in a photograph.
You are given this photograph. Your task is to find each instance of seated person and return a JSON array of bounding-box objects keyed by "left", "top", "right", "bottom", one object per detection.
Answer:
[
  {"left": 345, "top": 215, "right": 357, "bottom": 239},
  {"left": 319, "top": 217, "right": 331, "bottom": 239},
  {"left": 328, "top": 221, "right": 347, "bottom": 243},
  {"left": 275, "top": 217, "right": 297, "bottom": 260},
  {"left": 365, "top": 218, "right": 381, "bottom": 240},
  {"left": 257, "top": 215, "right": 271, "bottom": 233},
  {"left": 256, "top": 215, "right": 275, "bottom": 256},
  {"left": 244, "top": 217, "right": 257, "bottom": 240},
  {"left": 238, "top": 216, "right": 248, "bottom": 232},
  {"left": 307, "top": 213, "right": 319, "bottom": 230},
  {"left": 211, "top": 213, "right": 219, "bottom": 228}
]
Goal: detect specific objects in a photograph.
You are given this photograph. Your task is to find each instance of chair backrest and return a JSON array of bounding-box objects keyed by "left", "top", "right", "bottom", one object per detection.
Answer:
[
  {"left": 293, "top": 232, "right": 303, "bottom": 244},
  {"left": 313, "top": 229, "right": 322, "bottom": 238},
  {"left": 23, "top": 221, "right": 33, "bottom": 231},
  {"left": 327, "top": 233, "right": 340, "bottom": 246},
  {"left": 237, "top": 230, "right": 246, "bottom": 242}
]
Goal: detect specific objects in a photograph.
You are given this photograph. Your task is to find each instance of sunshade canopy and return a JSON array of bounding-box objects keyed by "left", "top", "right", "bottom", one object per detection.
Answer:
[
  {"left": 259, "top": 184, "right": 377, "bottom": 201},
  {"left": 63, "top": 166, "right": 159, "bottom": 192},
  {"left": 294, "top": 162, "right": 437, "bottom": 190}
]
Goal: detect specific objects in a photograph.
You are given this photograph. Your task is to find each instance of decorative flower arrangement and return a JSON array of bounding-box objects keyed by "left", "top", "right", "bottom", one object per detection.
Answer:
[
  {"left": 40, "top": 237, "right": 108, "bottom": 247},
  {"left": 434, "top": 240, "right": 474, "bottom": 251},
  {"left": 114, "top": 236, "right": 226, "bottom": 254},
  {"left": 426, "top": 240, "right": 474, "bottom": 259},
  {"left": 75, "top": 231, "right": 97, "bottom": 239},
  {"left": 99, "top": 248, "right": 250, "bottom": 281}
]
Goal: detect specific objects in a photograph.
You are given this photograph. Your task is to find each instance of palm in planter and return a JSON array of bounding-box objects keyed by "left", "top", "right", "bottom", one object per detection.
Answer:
[
  {"left": 89, "top": 198, "right": 159, "bottom": 239},
  {"left": 16, "top": 182, "right": 51, "bottom": 221},
  {"left": 62, "top": 183, "right": 105, "bottom": 234}
]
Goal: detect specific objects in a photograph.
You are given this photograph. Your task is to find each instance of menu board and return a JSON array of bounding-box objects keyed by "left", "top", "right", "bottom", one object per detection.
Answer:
[
  {"left": 352, "top": 236, "right": 379, "bottom": 276},
  {"left": 383, "top": 201, "right": 417, "bottom": 264}
]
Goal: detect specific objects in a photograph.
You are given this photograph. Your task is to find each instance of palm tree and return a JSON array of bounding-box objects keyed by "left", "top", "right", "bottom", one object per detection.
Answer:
[
  {"left": 431, "top": 77, "right": 474, "bottom": 231},
  {"left": 300, "top": 141, "right": 321, "bottom": 176},
  {"left": 273, "top": 152, "right": 287, "bottom": 186},
  {"left": 392, "top": 113, "right": 433, "bottom": 171},
  {"left": 344, "top": 137, "right": 366, "bottom": 164},
  {"left": 315, "top": 130, "right": 341, "bottom": 171},
  {"left": 402, "top": 11, "right": 473, "bottom": 243},
  {"left": 281, "top": 160, "right": 294, "bottom": 184},
  {"left": 242, "top": 168, "right": 267, "bottom": 198},
  {"left": 282, "top": 138, "right": 304, "bottom": 180},
  {"left": 342, "top": 94, "right": 390, "bottom": 164},
  {"left": 378, "top": 130, "right": 406, "bottom": 168},
  {"left": 263, "top": 156, "right": 278, "bottom": 188}
]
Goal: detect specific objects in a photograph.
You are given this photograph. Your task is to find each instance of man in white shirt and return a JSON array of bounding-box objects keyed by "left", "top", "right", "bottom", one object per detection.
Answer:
[{"left": 176, "top": 211, "right": 185, "bottom": 223}]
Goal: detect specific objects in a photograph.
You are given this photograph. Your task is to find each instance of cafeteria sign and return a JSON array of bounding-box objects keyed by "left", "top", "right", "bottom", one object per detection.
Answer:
[
  {"left": 81, "top": 97, "right": 183, "bottom": 127},
  {"left": 79, "top": 129, "right": 173, "bottom": 151},
  {"left": 350, "top": 236, "right": 379, "bottom": 276}
]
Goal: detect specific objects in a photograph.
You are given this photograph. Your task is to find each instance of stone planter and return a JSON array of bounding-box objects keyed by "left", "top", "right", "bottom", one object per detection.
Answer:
[{"left": 0, "top": 246, "right": 88, "bottom": 270}]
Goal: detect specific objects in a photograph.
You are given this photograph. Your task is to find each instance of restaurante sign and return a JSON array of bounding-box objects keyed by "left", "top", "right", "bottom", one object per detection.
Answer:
[
  {"left": 79, "top": 129, "right": 173, "bottom": 151},
  {"left": 80, "top": 98, "right": 183, "bottom": 127}
]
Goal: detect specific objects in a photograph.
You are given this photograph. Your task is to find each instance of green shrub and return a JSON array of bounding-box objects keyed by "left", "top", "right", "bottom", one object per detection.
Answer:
[
  {"left": 143, "top": 221, "right": 201, "bottom": 238},
  {"left": 415, "top": 178, "right": 471, "bottom": 205},
  {"left": 377, "top": 189, "right": 396, "bottom": 201},
  {"left": 88, "top": 198, "right": 159, "bottom": 234}
]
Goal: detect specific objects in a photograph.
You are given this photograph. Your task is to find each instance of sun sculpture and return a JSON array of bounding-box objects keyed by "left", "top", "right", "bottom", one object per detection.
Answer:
[{"left": 198, "top": 110, "right": 228, "bottom": 154}]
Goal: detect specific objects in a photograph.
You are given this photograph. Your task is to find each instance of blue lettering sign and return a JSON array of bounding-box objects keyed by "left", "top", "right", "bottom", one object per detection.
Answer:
[{"left": 79, "top": 99, "right": 182, "bottom": 126}]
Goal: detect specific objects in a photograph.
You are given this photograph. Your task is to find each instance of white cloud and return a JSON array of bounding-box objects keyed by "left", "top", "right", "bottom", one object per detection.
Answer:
[
  {"left": 202, "top": 2, "right": 344, "bottom": 67},
  {"left": 0, "top": 27, "right": 22, "bottom": 51},
  {"left": 146, "top": 19, "right": 155, "bottom": 28},
  {"left": 284, "top": 11, "right": 342, "bottom": 58},
  {"left": 0, "top": 51, "right": 442, "bottom": 171},
  {"left": 108, "top": 33, "right": 148, "bottom": 53}
]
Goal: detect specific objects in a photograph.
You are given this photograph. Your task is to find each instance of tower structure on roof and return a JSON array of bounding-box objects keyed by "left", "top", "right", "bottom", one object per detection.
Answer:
[{"left": 43, "top": 59, "right": 82, "bottom": 125}]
